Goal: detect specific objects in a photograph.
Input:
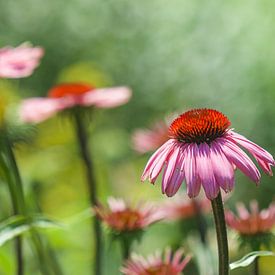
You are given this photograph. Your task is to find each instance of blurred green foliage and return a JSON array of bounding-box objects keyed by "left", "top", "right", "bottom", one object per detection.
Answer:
[{"left": 1, "top": 0, "right": 275, "bottom": 274}]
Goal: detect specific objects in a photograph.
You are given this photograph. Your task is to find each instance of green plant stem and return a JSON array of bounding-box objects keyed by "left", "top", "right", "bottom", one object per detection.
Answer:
[
  {"left": 120, "top": 238, "right": 131, "bottom": 261},
  {"left": 74, "top": 112, "right": 102, "bottom": 275},
  {"left": 254, "top": 257, "right": 259, "bottom": 275},
  {"left": 4, "top": 137, "right": 25, "bottom": 275},
  {"left": 4, "top": 137, "right": 52, "bottom": 275},
  {"left": 211, "top": 192, "right": 229, "bottom": 275}
]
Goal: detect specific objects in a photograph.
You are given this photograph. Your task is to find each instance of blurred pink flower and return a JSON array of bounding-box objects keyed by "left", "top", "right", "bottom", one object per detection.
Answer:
[
  {"left": 0, "top": 43, "right": 44, "bottom": 78},
  {"left": 225, "top": 201, "right": 275, "bottom": 235},
  {"left": 20, "top": 83, "right": 132, "bottom": 123},
  {"left": 142, "top": 109, "right": 274, "bottom": 200},
  {"left": 94, "top": 197, "right": 163, "bottom": 232},
  {"left": 121, "top": 248, "right": 191, "bottom": 275},
  {"left": 160, "top": 197, "right": 211, "bottom": 221},
  {"left": 132, "top": 121, "right": 169, "bottom": 154}
]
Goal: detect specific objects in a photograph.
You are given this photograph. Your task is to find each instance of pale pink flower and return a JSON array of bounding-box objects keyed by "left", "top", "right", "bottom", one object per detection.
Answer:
[
  {"left": 225, "top": 201, "right": 275, "bottom": 235},
  {"left": 121, "top": 248, "right": 191, "bottom": 275},
  {"left": 132, "top": 121, "right": 169, "bottom": 154},
  {"left": 160, "top": 196, "right": 211, "bottom": 221},
  {"left": 93, "top": 197, "right": 163, "bottom": 232},
  {"left": 141, "top": 109, "right": 274, "bottom": 200},
  {"left": 20, "top": 83, "right": 132, "bottom": 123},
  {"left": 0, "top": 43, "right": 44, "bottom": 78}
]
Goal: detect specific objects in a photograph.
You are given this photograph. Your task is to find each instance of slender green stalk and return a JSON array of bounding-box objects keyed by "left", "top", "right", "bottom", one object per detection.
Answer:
[
  {"left": 3, "top": 137, "right": 25, "bottom": 275},
  {"left": 211, "top": 192, "right": 229, "bottom": 275},
  {"left": 3, "top": 137, "right": 52, "bottom": 275},
  {"left": 74, "top": 112, "right": 102, "bottom": 275},
  {"left": 254, "top": 257, "right": 259, "bottom": 275},
  {"left": 120, "top": 238, "right": 131, "bottom": 261}
]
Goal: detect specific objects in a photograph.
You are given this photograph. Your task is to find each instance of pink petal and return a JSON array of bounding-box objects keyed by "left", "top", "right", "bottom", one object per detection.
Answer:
[
  {"left": 141, "top": 139, "right": 174, "bottom": 182},
  {"left": 161, "top": 146, "right": 181, "bottom": 194},
  {"left": 219, "top": 138, "right": 261, "bottom": 184},
  {"left": 184, "top": 144, "right": 201, "bottom": 198},
  {"left": 196, "top": 143, "right": 219, "bottom": 200},
  {"left": 19, "top": 98, "right": 63, "bottom": 123},
  {"left": 82, "top": 86, "right": 132, "bottom": 108},
  {"left": 211, "top": 141, "right": 235, "bottom": 192}
]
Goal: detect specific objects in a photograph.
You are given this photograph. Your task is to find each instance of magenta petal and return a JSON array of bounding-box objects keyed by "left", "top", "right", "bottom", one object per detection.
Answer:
[
  {"left": 220, "top": 138, "right": 261, "bottom": 183},
  {"left": 196, "top": 143, "right": 219, "bottom": 200},
  {"left": 19, "top": 98, "right": 63, "bottom": 123},
  {"left": 82, "top": 87, "right": 132, "bottom": 108},
  {"left": 184, "top": 144, "right": 201, "bottom": 198}
]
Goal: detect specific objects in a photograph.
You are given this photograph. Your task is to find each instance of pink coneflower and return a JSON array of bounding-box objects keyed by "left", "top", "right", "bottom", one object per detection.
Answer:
[
  {"left": 141, "top": 108, "right": 274, "bottom": 200},
  {"left": 225, "top": 201, "right": 275, "bottom": 235},
  {"left": 132, "top": 121, "right": 169, "bottom": 154},
  {"left": 0, "top": 43, "right": 44, "bottom": 78},
  {"left": 94, "top": 197, "right": 163, "bottom": 232},
  {"left": 121, "top": 248, "right": 191, "bottom": 275},
  {"left": 20, "top": 83, "right": 132, "bottom": 123}
]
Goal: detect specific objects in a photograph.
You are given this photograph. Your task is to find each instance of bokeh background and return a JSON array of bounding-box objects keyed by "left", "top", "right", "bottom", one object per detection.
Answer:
[{"left": 0, "top": 0, "right": 275, "bottom": 274}]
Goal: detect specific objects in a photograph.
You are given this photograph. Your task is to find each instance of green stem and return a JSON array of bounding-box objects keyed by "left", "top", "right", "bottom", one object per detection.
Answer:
[
  {"left": 120, "top": 238, "right": 131, "bottom": 261},
  {"left": 211, "top": 192, "right": 229, "bottom": 275},
  {"left": 3, "top": 137, "right": 25, "bottom": 275},
  {"left": 74, "top": 112, "right": 102, "bottom": 275},
  {"left": 254, "top": 257, "right": 259, "bottom": 275},
  {"left": 3, "top": 138, "right": 52, "bottom": 275}
]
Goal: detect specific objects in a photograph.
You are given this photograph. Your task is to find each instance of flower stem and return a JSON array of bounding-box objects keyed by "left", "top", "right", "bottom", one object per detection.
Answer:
[
  {"left": 211, "top": 192, "right": 229, "bottom": 275},
  {"left": 4, "top": 137, "right": 25, "bottom": 275},
  {"left": 120, "top": 238, "right": 131, "bottom": 260},
  {"left": 74, "top": 112, "right": 102, "bottom": 275},
  {"left": 254, "top": 257, "right": 259, "bottom": 275}
]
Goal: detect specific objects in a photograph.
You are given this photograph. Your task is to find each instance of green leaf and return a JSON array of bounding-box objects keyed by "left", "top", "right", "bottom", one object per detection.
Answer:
[
  {"left": 230, "top": 251, "right": 275, "bottom": 270},
  {"left": 0, "top": 215, "right": 64, "bottom": 246}
]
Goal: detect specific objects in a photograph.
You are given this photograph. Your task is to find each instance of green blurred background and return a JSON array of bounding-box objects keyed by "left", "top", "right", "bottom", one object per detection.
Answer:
[{"left": 0, "top": 0, "right": 275, "bottom": 274}]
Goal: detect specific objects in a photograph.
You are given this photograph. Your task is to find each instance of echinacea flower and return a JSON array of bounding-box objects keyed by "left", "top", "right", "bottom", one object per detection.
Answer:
[
  {"left": 94, "top": 197, "right": 163, "bottom": 233},
  {"left": 132, "top": 121, "right": 169, "bottom": 154},
  {"left": 19, "top": 83, "right": 132, "bottom": 123},
  {"left": 0, "top": 43, "right": 44, "bottom": 78},
  {"left": 225, "top": 201, "right": 275, "bottom": 235},
  {"left": 141, "top": 109, "right": 275, "bottom": 200},
  {"left": 121, "top": 248, "right": 191, "bottom": 275}
]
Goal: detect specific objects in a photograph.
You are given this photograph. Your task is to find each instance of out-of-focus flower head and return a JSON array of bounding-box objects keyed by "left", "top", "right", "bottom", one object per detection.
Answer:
[
  {"left": 141, "top": 108, "right": 275, "bottom": 200},
  {"left": 225, "top": 201, "right": 275, "bottom": 249},
  {"left": 19, "top": 83, "right": 132, "bottom": 123},
  {"left": 160, "top": 196, "right": 211, "bottom": 221},
  {"left": 94, "top": 197, "right": 163, "bottom": 234},
  {"left": 132, "top": 121, "right": 169, "bottom": 154},
  {"left": 121, "top": 248, "right": 191, "bottom": 275},
  {"left": 0, "top": 43, "right": 44, "bottom": 78}
]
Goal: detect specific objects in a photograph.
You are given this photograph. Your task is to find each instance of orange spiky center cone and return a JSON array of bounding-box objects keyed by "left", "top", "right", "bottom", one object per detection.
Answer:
[
  {"left": 48, "top": 83, "right": 94, "bottom": 98},
  {"left": 169, "top": 109, "right": 231, "bottom": 144}
]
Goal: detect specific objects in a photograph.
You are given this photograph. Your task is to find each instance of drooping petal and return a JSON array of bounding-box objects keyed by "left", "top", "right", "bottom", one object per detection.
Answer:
[
  {"left": 211, "top": 141, "right": 235, "bottom": 192},
  {"left": 19, "top": 98, "right": 64, "bottom": 123},
  {"left": 196, "top": 143, "right": 219, "bottom": 200},
  {"left": 82, "top": 86, "right": 132, "bottom": 108},
  {"left": 164, "top": 148, "right": 186, "bottom": 197},
  {"left": 227, "top": 131, "right": 274, "bottom": 176},
  {"left": 141, "top": 139, "right": 174, "bottom": 182},
  {"left": 184, "top": 144, "right": 201, "bottom": 198},
  {"left": 219, "top": 138, "right": 261, "bottom": 184},
  {"left": 161, "top": 146, "right": 181, "bottom": 194}
]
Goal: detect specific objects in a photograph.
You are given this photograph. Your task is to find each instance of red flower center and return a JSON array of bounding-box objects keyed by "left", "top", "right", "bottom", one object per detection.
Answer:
[
  {"left": 169, "top": 109, "right": 230, "bottom": 144},
  {"left": 145, "top": 264, "right": 175, "bottom": 275},
  {"left": 48, "top": 83, "right": 94, "bottom": 98}
]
